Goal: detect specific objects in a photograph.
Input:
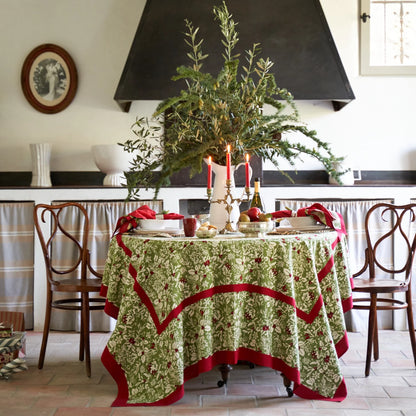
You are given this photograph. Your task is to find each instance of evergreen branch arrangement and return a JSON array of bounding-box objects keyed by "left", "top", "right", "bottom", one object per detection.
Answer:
[{"left": 121, "top": 1, "right": 343, "bottom": 200}]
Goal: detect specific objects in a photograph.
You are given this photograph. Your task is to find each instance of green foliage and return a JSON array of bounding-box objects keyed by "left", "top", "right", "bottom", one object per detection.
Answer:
[{"left": 121, "top": 1, "right": 343, "bottom": 199}]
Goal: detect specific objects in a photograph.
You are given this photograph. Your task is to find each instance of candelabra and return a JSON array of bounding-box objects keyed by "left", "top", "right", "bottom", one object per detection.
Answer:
[{"left": 207, "top": 180, "right": 251, "bottom": 233}]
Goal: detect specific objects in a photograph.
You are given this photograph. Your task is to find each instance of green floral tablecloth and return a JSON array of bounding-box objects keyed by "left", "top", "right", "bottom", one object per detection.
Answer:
[{"left": 101, "top": 231, "right": 353, "bottom": 406}]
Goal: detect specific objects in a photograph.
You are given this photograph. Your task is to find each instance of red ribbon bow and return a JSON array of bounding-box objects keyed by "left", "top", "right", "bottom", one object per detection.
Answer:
[
  {"left": 113, "top": 205, "right": 184, "bottom": 236},
  {"left": 271, "top": 203, "right": 346, "bottom": 234}
]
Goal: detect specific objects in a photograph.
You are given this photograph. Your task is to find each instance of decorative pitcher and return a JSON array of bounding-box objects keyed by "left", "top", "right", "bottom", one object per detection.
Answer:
[
  {"left": 329, "top": 159, "right": 361, "bottom": 186},
  {"left": 207, "top": 160, "right": 251, "bottom": 230}
]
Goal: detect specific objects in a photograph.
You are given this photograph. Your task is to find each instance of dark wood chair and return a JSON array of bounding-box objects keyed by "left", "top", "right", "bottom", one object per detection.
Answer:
[
  {"left": 34, "top": 202, "right": 105, "bottom": 377},
  {"left": 353, "top": 202, "right": 416, "bottom": 376}
]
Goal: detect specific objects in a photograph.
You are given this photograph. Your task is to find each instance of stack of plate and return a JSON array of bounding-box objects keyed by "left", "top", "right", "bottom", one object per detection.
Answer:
[{"left": 135, "top": 219, "right": 182, "bottom": 235}]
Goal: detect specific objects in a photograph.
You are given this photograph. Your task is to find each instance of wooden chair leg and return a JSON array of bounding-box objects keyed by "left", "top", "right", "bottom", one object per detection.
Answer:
[
  {"left": 82, "top": 292, "right": 91, "bottom": 377},
  {"left": 365, "top": 294, "right": 377, "bottom": 377},
  {"left": 79, "top": 300, "right": 85, "bottom": 362},
  {"left": 405, "top": 292, "right": 416, "bottom": 366},
  {"left": 373, "top": 311, "right": 379, "bottom": 361},
  {"left": 38, "top": 293, "right": 52, "bottom": 370}
]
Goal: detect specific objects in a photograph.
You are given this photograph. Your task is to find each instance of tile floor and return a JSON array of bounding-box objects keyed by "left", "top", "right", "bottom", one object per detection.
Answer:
[{"left": 1, "top": 330, "right": 416, "bottom": 415}]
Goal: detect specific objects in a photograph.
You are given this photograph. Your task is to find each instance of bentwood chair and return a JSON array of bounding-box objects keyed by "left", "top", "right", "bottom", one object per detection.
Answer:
[
  {"left": 34, "top": 202, "right": 105, "bottom": 377},
  {"left": 353, "top": 202, "right": 416, "bottom": 376}
]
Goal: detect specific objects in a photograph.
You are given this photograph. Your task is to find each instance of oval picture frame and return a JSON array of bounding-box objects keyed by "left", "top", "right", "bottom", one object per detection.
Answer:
[{"left": 21, "top": 44, "right": 78, "bottom": 114}]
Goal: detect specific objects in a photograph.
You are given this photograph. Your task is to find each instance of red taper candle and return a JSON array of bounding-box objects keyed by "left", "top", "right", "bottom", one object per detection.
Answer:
[
  {"left": 245, "top": 153, "right": 250, "bottom": 188},
  {"left": 226, "top": 144, "right": 231, "bottom": 181},
  {"left": 207, "top": 156, "right": 212, "bottom": 189}
]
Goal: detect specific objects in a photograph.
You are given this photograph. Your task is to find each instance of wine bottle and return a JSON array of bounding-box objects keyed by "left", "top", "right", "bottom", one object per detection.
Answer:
[{"left": 250, "top": 177, "right": 264, "bottom": 211}]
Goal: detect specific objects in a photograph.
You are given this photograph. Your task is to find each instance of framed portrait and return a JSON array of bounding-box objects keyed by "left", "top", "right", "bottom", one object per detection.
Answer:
[{"left": 21, "top": 44, "right": 78, "bottom": 114}]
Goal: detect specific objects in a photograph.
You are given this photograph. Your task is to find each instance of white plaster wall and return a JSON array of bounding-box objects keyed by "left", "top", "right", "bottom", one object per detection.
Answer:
[
  {"left": 0, "top": 0, "right": 146, "bottom": 171},
  {"left": 0, "top": 0, "right": 415, "bottom": 173}
]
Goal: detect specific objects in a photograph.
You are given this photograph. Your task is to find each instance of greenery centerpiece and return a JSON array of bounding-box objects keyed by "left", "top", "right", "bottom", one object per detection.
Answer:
[{"left": 121, "top": 1, "right": 343, "bottom": 200}]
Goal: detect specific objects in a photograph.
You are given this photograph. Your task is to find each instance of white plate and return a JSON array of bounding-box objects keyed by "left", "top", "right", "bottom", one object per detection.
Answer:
[
  {"left": 163, "top": 228, "right": 182, "bottom": 233},
  {"left": 132, "top": 228, "right": 183, "bottom": 236},
  {"left": 139, "top": 219, "right": 181, "bottom": 230},
  {"left": 278, "top": 224, "right": 329, "bottom": 231},
  {"left": 139, "top": 219, "right": 166, "bottom": 230},
  {"left": 278, "top": 217, "right": 318, "bottom": 228}
]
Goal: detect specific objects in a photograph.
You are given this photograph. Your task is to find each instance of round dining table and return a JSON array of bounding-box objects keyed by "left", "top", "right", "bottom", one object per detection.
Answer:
[{"left": 100, "top": 229, "right": 353, "bottom": 406}]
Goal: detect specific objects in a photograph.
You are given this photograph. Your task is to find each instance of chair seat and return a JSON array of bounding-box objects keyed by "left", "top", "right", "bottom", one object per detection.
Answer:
[
  {"left": 353, "top": 278, "right": 408, "bottom": 293},
  {"left": 52, "top": 278, "right": 103, "bottom": 292}
]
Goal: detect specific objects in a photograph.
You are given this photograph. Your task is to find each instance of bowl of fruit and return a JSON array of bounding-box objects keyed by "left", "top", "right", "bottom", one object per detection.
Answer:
[
  {"left": 238, "top": 207, "right": 274, "bottom": 237},
  {"left": 196, "top": 223, "right": 218, "bottom": 239}
]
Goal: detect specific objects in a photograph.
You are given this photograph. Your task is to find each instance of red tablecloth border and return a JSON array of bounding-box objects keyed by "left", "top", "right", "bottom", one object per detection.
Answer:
[{"left": 102, "top": 333, "right": 349, "bottom": 407}]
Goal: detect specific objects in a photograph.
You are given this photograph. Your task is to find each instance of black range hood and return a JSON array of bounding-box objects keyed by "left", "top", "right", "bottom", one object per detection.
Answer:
[{"left": 115, "top": 0, "right": 355, "bottom": 112}]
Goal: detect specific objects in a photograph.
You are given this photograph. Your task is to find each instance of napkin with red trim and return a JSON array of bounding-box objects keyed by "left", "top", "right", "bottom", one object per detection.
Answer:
[
  {"left": 271, "top": 203, "right": 346, "bottom": 234},
  {"left": 113, "top": 205, "right": 184, "bottom": 236}
]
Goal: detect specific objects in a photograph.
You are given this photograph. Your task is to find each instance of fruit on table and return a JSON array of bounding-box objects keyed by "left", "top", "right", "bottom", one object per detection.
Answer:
[
  {"left": 258, "top": 213, "right": 271, "bottom": 222},
  {"left": 246, "top": 207, "right": 262, "bottom": 221},
  {"left": 239, "top": 210, "right": 273, "bottom": 223},
  {"left": 198, "top": 222, "right": 218, "bottom": 231},
  {"left": 239, "top": 213, "right": 251, "bottom": 222}
]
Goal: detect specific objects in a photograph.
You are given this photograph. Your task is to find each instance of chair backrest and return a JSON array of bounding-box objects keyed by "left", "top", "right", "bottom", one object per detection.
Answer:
[
  {"left": 363, "top": 203, "right": 416, "bottom": 282},
  {"left": 34, "top": 202, "right": 90, "bottom": 286}
]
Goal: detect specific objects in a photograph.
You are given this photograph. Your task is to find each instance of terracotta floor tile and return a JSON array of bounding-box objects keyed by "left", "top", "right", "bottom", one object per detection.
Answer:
[
  {"left": 54, "top": 408, "right": 112, "bottom": 416},
  {"left": 184, "top": 382, "right": 226, "bottom": 396},
  {"left": 344, "top": 383, "right": 388, "bottom": 398},
  {"left": 201, "top": 394, "right": 256, "bottom": 408},
  {"left": 384, "top": 386, "right": 416, "bottom": 398},
  {"left": 171, "top": 393, "right": 200, "bottom": 407},
  {"left": 404, "top": 376, "right": 416, "bottom": 386},
  {"left": 49, "top": 373, "right": 102, "bottom": 385},
  {"left": 230, "top": 409, "right": 286, "bottom": 416},
  {"left": 313, "top": 397, "right": 370, "bottom": 410},
  {"left": 12, "top": 384, "right": 69, "bottom": 398},
  {"left": 0, "top": 409, "right": 56, "bottom": 416},
  {"left": 0, "top": 396, "right": 39, "bottom": 412},
  {"left": 343, "top": 412, "right": 402, "bottom": 416},
  {"left": 257, "top": 396, "right": 314, "bottom": 409},
  {"left": 111, "top": 408, "right": 170, "bottom": 416},
  {"left": 353, "top": 375, "right": 410, "bottom": 387},
  {"left": 34, "top": 396, "right": 90, "bottom": 408},
  {"left": 226, "top": 383, "right": 279, "bottom": 397},
  {"left": 171, "top": 408, "right": 228, "bottom": 416},
  {"left": 286, "top": 410, "right": 348, "bottom": 416},
  {"left": 367, "top": 397, "right": 416, "bottom": 410}
]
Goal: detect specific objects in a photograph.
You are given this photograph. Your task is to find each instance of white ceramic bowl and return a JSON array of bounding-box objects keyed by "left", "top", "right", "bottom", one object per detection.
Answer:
[
  {"left": 91, "top": 144, "right": 133, "bottom": 186},
  {"left": 279, "top": 216, "right": 317, "bottom": 228},
  {"left": 139, "top": 219, "right": 167, "bottom": 230}
]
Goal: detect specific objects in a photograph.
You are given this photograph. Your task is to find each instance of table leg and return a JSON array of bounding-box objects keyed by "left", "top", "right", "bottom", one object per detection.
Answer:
[
  {"left": 237, "top": 360, "right": 255, "bottom": 369},
  {"left": 217, "top": 363, "right": 233, "bottom": 387},
  {"left": 281, "top": 373, "right": 293, "bottom": 397}
]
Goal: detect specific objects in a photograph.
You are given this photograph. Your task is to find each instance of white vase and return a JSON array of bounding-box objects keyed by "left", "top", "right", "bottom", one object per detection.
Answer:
[
  {"left": 30, "top": 143, "right": 52, "bottom": 187},
  {"left": 207, "top": 160, "right": 251, "bottom": 231},
  {"left": 329, "top": 160, "right": 361, "bottom": 186},
  {"left": 91, "top": 144, "right": 132, "bottom": 187}
]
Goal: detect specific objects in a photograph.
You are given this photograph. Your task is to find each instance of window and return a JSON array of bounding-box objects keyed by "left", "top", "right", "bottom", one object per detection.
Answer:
[{"left": 360, "top": 0, "right": 416, "bottom": 75}]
